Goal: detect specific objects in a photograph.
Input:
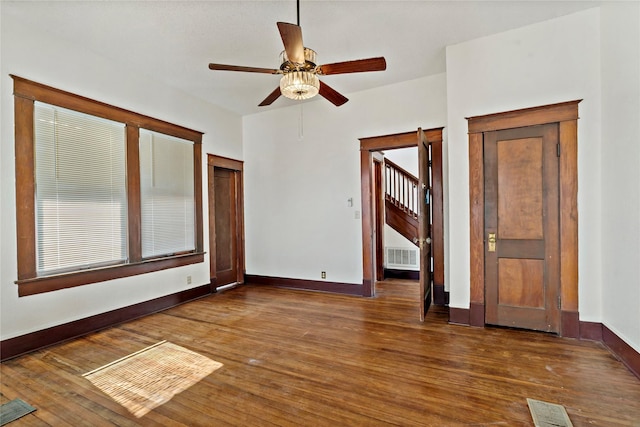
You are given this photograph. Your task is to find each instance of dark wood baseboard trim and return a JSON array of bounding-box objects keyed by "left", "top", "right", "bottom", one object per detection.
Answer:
[
  {"left": 449, "top": 307, "right": 470, "bottom": 325},
  {"left": 433, "top": 284, "right": 449, "bottom": 306},
  {"left": 0, "top": 284, "right": 211, "bottom": 362},
  {"left": 383, "top": 268, "right": 419, "bottom": 281},
  {"left": 245, "top": 275, "right": 364, "bottom": 296},
  {"left": 362, "top": 279, "right": 373, "bottom": 297},
  {"left": 579, "top": 321, "right": 603, "bottom": 341},
  {"left": 446, "top": 307, "right": 640, "bottom": 380},
  {"left": 602, "top": 325, "right": 640, "bottom": 380},
  {"left": 561, "top": 310, "right": 580, "bottom": 338},
  {"left": 469, "top": 303, "right": 484, "bottom": 327},
  {"left": 3, "top": 283, "right": 638, "bottom": 381}
]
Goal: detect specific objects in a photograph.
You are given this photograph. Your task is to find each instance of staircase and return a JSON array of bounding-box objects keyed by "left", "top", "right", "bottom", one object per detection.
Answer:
[{"left": 384, "top": 159, "right": 419, "bottom": 246}]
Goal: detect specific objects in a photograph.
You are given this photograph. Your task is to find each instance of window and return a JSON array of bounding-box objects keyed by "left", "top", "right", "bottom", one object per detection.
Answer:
[
  {"left": 13, "top": 76, "right": 204, "bottom": 296},
  {"left": 34, "top": 102, "right": 128, "bottom": 274},
  {"left": 139, "top": 129, "right": 195, "bottom": 258}
]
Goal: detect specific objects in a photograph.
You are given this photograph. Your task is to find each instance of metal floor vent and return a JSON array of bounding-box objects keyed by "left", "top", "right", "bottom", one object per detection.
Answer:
[
  {"left": 386, "top": 247, "right": 418, "bottom": 268},
  {"left": 527, "top": 398, "right": 573, "bottom": 427}
]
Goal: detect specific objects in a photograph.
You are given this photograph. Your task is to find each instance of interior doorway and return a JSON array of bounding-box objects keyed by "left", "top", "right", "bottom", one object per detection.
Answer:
[
  {"left": 376, "top": 147, "right": 418, "bottom": 283},
  {"left": 359, "top": 128, "right": 445, "bottom": 320},
  {"left": 207, "top": 155, "right": 245, "bottom": 291},
  {"left": 466, "top": 100, "right": 580, "bottom": 336}
]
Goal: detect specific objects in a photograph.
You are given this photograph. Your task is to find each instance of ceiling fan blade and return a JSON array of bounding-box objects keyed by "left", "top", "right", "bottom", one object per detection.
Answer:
[
  {"left": 258, "top": 87, "right": 282, "bottom": 106},
  {"left": 319, "top": 81, "right": 348, "bottom": 107},
  {"left": 317, "top": 57, "right": 387, "bottom": 75},
  {"left": 277, "top": 22, "right": 305, "bottom": 64},
  {"left": 209, "top": 63, "right": 279, "bottom": 74}
]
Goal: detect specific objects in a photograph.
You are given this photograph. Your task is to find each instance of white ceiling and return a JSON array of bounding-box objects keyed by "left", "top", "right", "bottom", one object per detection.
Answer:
[{"left": 3, "top": 0, "right": 602, "bottom": 116}]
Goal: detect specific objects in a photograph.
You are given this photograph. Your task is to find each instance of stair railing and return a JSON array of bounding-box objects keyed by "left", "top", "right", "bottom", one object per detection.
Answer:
[{"left": 384, "top": 159, "right": 418, "bottom": 220}]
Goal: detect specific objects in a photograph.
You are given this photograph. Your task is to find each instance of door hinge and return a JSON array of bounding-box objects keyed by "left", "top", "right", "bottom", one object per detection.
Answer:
[
  {"left": 557, "top": 143, "right": 561, "bottom": 157},
  {"left": 557, "top": 295, "right": 561, "bottom": 310}
]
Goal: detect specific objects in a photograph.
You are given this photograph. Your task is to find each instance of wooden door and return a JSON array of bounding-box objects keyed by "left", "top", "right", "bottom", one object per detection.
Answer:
[
  {"left": 484, "top": 124, "right": 560, "bottom": 332},
  {"left": 208, "top": 155, "right": 245, "bottom": 290},
  {"left": 418, "top": 129, "right": 432, "bottom": 320},
  {"left": 373, "top": 157, "right": 385, "bottom": 282}
]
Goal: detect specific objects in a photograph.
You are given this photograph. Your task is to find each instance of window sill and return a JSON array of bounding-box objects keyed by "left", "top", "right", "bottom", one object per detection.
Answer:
[{"left": 15, "top": 252, "right": 205, "bottom": 297}]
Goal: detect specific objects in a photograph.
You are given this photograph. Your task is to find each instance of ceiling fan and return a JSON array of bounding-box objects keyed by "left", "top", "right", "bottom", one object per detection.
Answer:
[{"left": 208, "top": 1, "right": 386, "bottom": 107}]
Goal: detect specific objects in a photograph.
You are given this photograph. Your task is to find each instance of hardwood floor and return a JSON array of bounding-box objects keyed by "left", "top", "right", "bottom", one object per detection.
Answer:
[{"left": 1, "top": 279, "right": 639, "bottom": 426}]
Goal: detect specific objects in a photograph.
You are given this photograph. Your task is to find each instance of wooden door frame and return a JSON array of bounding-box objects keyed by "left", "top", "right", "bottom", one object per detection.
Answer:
[
  {"left": 207, "top": 154, "right": 245, "bottom": 291},
  {"left": 466, "top": 100, "right": 580, "bottom": 337},
  {"left": 359, "top": 127, "right": 444, "bottom": 298}
]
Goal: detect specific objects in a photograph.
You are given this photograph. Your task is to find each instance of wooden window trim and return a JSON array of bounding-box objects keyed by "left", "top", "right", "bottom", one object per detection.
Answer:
[{"left": 12, "top": 75, "right": 204, "bottom": 297}]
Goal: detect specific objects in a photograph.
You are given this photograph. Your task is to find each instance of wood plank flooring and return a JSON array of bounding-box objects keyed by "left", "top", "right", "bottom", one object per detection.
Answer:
[{"left": 1, "top": 280, "right": 639, "bottom": 426}]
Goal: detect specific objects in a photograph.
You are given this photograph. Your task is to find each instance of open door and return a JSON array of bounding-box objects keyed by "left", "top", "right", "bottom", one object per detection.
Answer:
[
  {"left": 207, "top": 155, "right": 245, "bottom": 291},
  {"left": 359, "top": 127, "right": 443, "bottom": 317},
  {"left": 418, "top": 128, "right": 433, "bottom": 320}
]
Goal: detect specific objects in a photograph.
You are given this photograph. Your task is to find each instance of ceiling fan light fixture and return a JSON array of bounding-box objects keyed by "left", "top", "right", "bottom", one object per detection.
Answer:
[{"left": 280, "top": 71, "right": 320, "bottom": 100}]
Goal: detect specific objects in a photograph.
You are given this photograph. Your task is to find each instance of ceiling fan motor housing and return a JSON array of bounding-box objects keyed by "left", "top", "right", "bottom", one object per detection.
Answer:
[{"left": 280, "top": 47, "right": 317, "bottom": 72}]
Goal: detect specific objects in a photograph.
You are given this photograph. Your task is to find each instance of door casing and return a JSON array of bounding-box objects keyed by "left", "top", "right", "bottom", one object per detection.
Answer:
[
  {"left": 467, "top": 100, "right": 580, "bottom": 337},
  {"left": 359, "top": 128, "right": 445, "bottom": 302}
]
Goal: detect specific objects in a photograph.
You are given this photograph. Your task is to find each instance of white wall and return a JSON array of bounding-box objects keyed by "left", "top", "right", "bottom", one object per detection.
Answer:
[
  {"left": 243, "top": 74, "right": 446, "bottom": 284},
  {"left": 599, "top": 2, "right": 640, "bottom": 352},
  {"left": 384, "top": 147, "right": 418, "bottom": 177},
  {"left": 446, "top": 6, "right": 640, "bottom": 353},
  {"left": 0, "top": 19, "right": 243, "bottom": 340}
]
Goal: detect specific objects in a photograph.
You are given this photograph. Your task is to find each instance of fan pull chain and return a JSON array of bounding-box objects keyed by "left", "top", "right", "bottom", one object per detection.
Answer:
[{"left": 298, "top": 104, "right": 304, "bottom": 141}]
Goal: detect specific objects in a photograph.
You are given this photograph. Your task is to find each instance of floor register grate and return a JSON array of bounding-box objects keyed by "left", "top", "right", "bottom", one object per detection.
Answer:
[{"left": 527, "top": 398, "right": 573, "bottom": 427}]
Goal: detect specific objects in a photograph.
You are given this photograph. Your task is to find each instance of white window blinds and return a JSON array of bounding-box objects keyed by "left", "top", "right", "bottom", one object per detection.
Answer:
[
  {"left": 139, "top": 129, "right": 195, "bottom": 258},
  {"left": 34, "top": 102, "right": 128, "bottom": 275}
]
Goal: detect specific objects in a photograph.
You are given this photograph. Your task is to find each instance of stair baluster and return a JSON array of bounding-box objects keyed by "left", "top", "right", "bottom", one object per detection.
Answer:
[{"left": 383, "top": 159, "right": 419, "bottom": 246}]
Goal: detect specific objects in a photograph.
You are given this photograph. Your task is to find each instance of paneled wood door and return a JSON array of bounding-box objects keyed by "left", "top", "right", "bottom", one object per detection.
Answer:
[
  {"left": 208, "top": 155, "right": 245, "bottom": 290},
  {"left": 418, "top": 128, "right": 433, "bottom": 320},
  {"left": 213, "top": 168, "right": 237, "bottom": 286},
  {"left": 484, "top": 124, "right": 560, "bottom": 332}
]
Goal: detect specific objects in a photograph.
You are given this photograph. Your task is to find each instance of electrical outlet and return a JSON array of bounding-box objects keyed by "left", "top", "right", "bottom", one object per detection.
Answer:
[
  {"left": 186, "top": 275, "right": 192, "bottom": 284},
  {"left": 321, "top": 271, "right": 326, "bottom": 279}
]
